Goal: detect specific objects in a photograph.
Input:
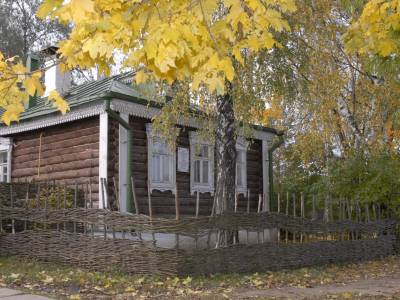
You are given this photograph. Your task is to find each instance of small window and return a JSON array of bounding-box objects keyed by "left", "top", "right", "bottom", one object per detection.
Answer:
[
  {"left": 0, "top": 138, "right": 11, "bottom": 183},
  {"left": 146, "top": 124, "right": 176, "bottom": 194},
  {"left": 236, "top": 139, "right": 247, "bottom": 195},
  {"left": 190, "top": 132, "right": 214, "bottom": 195}
]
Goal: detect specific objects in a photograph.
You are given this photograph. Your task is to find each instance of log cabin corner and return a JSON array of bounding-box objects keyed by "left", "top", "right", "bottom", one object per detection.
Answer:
[{"left": 0, "top": 49, "right": 284, "bottom": 217}]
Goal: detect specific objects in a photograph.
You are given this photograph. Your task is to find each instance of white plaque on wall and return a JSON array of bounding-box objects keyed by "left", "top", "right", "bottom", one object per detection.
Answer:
[{"left": 177, "top": 147, "right": 189, "bottom": 172}]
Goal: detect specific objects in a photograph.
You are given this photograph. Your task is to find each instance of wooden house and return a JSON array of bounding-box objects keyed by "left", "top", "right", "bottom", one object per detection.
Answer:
[{"left": 0, "top": 51, "right": 283, "bottom": 216}]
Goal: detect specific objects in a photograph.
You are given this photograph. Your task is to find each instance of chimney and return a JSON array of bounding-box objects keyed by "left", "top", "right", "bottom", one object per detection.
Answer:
[
  {"left": 40, "top": 46, "right": 72, "bottom": 97},
  {"left": 26, "top": 53, "right": 40, "bottom": 109}
]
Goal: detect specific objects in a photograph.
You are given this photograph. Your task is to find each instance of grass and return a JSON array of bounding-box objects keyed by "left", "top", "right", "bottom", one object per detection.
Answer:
[{"left": 0, "top": 256, "right": 400, "bottom": 299}]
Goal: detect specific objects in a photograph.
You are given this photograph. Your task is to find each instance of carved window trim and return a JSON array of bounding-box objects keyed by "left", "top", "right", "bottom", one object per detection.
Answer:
[
  {"left": 0, "top": 138, "right": 12, "bottom": 183},
  {"left": 236, "top": 138, "right": 248, "bottom": 196},
  {"left": 189, "top": 132, "right": 215, "bottom": 195},
  {"left": 146, "top": 124, "right": 176, "bottom": 194}
]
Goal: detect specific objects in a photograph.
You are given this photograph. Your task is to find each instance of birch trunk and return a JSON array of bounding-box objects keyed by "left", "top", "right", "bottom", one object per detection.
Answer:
[
  {"left": 337, "top": 96, "right": 363, "bottom": 150},
  {"left": 214, "top": 89, "right": 236, "bottom": 215}
]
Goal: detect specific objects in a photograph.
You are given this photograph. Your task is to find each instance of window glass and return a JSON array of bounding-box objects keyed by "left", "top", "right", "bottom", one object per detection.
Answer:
[
  {"left": 0, "top": 151, "right": 8, "bottom": 183},
  {"left": 193, "top": 144, "right": 211, "bottom": 185},
  {"left": 236, "top": 148, "right": 246, "bottom": 189}
]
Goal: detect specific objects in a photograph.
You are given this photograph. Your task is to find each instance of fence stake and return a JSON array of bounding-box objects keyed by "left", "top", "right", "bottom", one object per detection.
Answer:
[
  {"left": 365, "top": 203, "right": 370, "bottom": 223},
  {"left": 300, "top": 192, "right": 304, "bottom": 243},
  {"left": 131, "top": 176, "right": 139, "bottom": 215},
  {"left": 324, "top": 196, "right": 329, "bottom": 222},
  {"left": 57, "top": 185, "right": 60, "bottom": 232},
  {"left": 196, "top": 191, "right": 200, "bottom": 218},
  {"left": 292, "top": 193, "right": 296, "bottom": 242},
  {"left": 265, "top": 193, "right": 270, "bottom": 212},
  {"left": 277, "top": 192, "right": 281, "bottom": 214},
  {"left": 63, "top": 183, "right": 67, "bottom": 231},
  {"left": 24, "top": 181, "right": 30, "bottom": 231},
  {"left": 147, "top": 180, "right": 153, "bottom": 219},
  {"left": 257, "top": 194, "right": 262, "bottom": 213},
  {"left": 234, "top": 192, "right": 238, "bottom": 213},
  {"left": 100, "top": 178, "right": 106, "bottom": 210},
  {"left": 285, "top": 192, "right": 289, "bottom": 243},
  {"left": 113, "top": 177, "right": 119, "bottom": 211},
  {"left": 175, "top": 189, "right": 180, "bottom": 220},
  {"left": 247, "top": 189, "right": 250, "bottom": 213},
  {"left": 74, "top": 182, "right": 77, "bottom": 233},
  {"left": 44, "top": 182, "right": 48, "bottom": 231},
  {"left": 10, "top": 184, "right": 15, "bottom": 234},
  {"left": 372, "top": 203, "right": 377, "bottom": 221}
]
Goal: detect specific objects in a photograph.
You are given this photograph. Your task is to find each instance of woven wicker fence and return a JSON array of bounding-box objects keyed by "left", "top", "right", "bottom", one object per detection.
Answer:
[{"left": 0, "top": 182, "right": 398, "bottom": 276}]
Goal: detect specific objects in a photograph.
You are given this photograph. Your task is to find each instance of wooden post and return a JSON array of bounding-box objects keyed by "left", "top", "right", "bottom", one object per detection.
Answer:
[
  {"left": 292, "top": 193, "right": 296, "bottom": 217},
  {"left": 324, "top": 196, "right": 329, "bottom": 222},
  {"left": 175, "top": 189, "right": 180, "bottom": 220},
  {"left": 100, "top": 178, "right": 106, "bottom": 210},
  {"left": 103, "top": 178, "right": 110, "bottom": 209},
  {"left": 372, "top": 203, "right": 377, "bottom": 221},
  {"left": 234, "top": 192, "right": 238, "bottom": 213},
  {"left": 147, "top": 180, "right": 153, "bottom": 219},
  {"left": 24, "top": 181, "right": 30, "bottom": 231},
  {"left": 113, "top": 177, "right": 119, "bottom": 211},
  {"left": 10, "top": 184, "right": 15, "bottom": 234},
  {"left": 312, "top": 194, "right": 316, "bottom": 220},
  {"left": 195, "top": 191, "right": 200, "bottom": 218},
  {"left": 277, "top": 192, "right": 281, "bottom": 214},
  {"left": 277, "top": 192, "right": 281, "bottom": 243},
  {"left": 265, "top": 193, "right": 270, "bottom": 212},
  {"left": 57, "top": 185, "right": 61, "bottom": 232},
  {"left": 131, "top": 177, "right": 139, "bottom": 215},
  {"left": 300, "top": 192, "right": 304, "bottom": 243},
  {"left": 63, "top": 183, "right": 67, "bottom": 231},
  {"left": 365, "top": 203, "right": 370, "bottom": 223},
  {"left": 292, "top": 193, "right": 296, "bottom": 242},
  {"left": 257, "top": 194, "right": 262, "bottom": 213},
  {"left": 285, "top": 191, "right": 289, "bottom": 243},
  {"left": 247, "top": 189, "right": 250, "bottom": 213},
  {"left": 74, "top": 182, "right": 77, "bottom": 233},
  {"left": 44, "top": 182, "right": 48, "bottom": 231}
]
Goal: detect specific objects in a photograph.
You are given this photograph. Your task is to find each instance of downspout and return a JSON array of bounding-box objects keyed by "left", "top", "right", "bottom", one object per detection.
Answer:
[
  {"left": 268, "top": 132, "right": 284, "bottom": 203},
  {"left": 104, "top": 99, "right": 134, "bottom": 213}
]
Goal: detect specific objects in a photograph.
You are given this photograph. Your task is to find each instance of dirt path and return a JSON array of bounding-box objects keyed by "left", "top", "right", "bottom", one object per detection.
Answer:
[{"left": 232, "top": 276, "right": 400, "bottom": 299}]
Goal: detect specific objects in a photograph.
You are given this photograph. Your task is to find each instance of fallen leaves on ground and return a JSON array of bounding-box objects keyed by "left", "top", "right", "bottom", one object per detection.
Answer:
[{"left": 0, "top": 256, "right": 399, "bottom": 299}]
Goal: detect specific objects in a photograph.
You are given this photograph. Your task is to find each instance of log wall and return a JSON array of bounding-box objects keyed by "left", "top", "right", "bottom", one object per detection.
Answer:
[
  {"left": 9, "top": 117, "right": 100, "bottom": 204},
  {"left": 126, "top": 116, "right": 263, "bottom": 216}
]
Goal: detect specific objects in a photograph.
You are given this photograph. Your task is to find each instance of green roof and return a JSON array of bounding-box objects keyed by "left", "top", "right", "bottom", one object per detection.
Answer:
[
  {"left": 0, "top": 72, "right": 282, "bottom": 136},
  {"left": 17, "top": 72, "right": 139, "bottom": 121}
]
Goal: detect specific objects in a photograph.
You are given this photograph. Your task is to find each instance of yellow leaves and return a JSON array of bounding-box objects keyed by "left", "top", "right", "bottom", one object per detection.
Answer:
[
  {"left": 135, "top": 70, "right": 149, "bottom": 84},
  {"left": 48, "top": 90, "right": 70, "bottom": 115},
  {"left": 36, "top": 0, "right": 63, "bottom": 19},
  {"left": 1, "top": 103, "right": 25, "bottom": 126},
  {"left": 23, "top": 73, "right": 44, "bottom": 97},
  {"left": 347, "top": 0, "right": 400, "bottom": 57},
  {"left": 31, "top": 0, "right": 296, "bottom": 97},
  {"left": 68, "top": 0, "right": 95, "bottom": 23}
]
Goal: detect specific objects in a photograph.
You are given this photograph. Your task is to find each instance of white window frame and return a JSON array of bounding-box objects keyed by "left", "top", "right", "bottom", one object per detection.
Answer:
[
  {"left": 189, "top": 132, "right": 215, "bottom": 195},
  {"left": 146, "top": 124, "right": 176, "bottom": 194},
  {"left": 0, "top": 137, "right": 12, "bottom": 183},
  {"left": 236, "top": 138, "right": 248, "bottom": 196}
]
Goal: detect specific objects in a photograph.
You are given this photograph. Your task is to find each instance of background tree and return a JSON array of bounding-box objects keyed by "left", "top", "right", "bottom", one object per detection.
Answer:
[{"left": 0, "top": 0, "right": 68, "bottom": 60}]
